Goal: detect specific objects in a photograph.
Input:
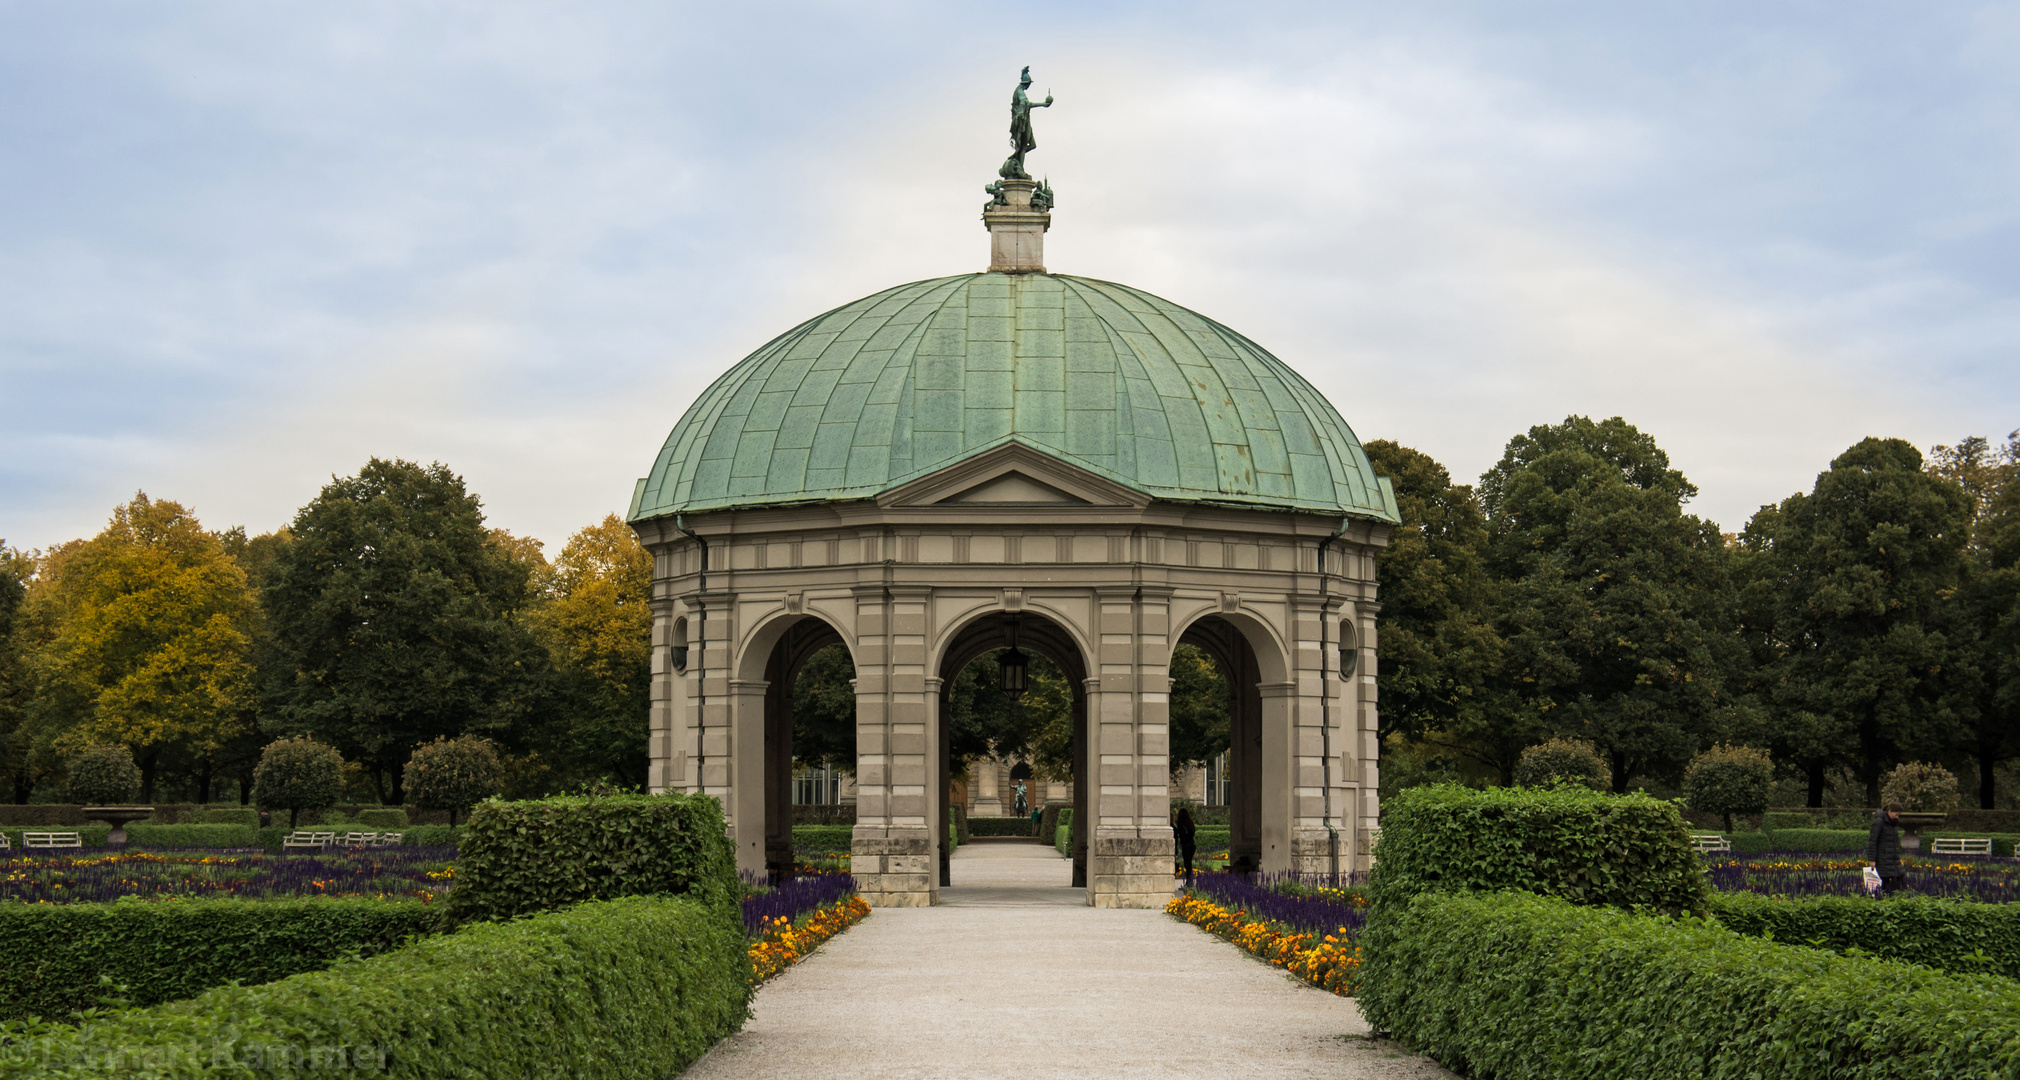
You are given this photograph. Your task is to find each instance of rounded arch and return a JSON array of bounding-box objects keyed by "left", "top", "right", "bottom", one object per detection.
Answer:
[
  {"left": 734, "top": 605, "right": 856, "bottom": 684},
  {"left": 929, "top": 601, "right": 1094, "bottom": 688},
  {"left": 1169, "top": 606, "right": 1291, "bottom": 685}
]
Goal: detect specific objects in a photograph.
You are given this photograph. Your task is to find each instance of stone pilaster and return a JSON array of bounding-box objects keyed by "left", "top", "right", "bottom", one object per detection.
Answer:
[
  {"left": 1353, "top": 601, "right": 1383, "bottom": 873},
  {"left": 727, "top": 678, "right": 769, "bottom": 879},
  {"left": 1088, "top": 587, "right": 1175, "bottom": 908},
  {"left": 646, "top": 597, "right": 682, "bottom": 794},
  {"left": 850, "top": 586, "right": 935, "bottom": 907}
]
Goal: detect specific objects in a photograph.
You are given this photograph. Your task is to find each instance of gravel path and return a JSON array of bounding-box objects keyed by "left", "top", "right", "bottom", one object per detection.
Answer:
[{"left": 682, "top": 842, "right": 1454, "bottom": 1079}]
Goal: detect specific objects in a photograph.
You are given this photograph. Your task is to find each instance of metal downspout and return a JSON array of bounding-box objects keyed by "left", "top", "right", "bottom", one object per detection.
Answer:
[
  {"left": 1317, "top": 522, "right": 1346, "bottom": 884},
  {"left": 675, "top": 515, "right": 709, "bottom": 796}
]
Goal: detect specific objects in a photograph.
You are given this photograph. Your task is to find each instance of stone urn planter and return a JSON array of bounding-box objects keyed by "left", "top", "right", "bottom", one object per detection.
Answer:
[
  {"left": 82, "top": 806, "right": 154, "bottom": 845},
  {"left": 1895, "top": 811, "right": 1947, "bottom": 852}
]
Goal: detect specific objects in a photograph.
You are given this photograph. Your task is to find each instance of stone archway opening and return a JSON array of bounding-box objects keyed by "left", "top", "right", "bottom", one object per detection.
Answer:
[
  {"left": 935, "top": 611, "right": 1090, "bottom": 892},
  {"left": 1176, "top": 617, "right": 1265, "bottom": 874},
  {"left": 752, "top": 617, "right": 850, "bottom": 884}
]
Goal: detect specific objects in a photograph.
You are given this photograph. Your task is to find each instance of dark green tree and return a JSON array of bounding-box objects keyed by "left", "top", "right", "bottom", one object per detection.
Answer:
[
  {"left": 405, "top": 734, "right": 505, "bottom": 825},
  {"left": 252, "top": 736, "right": 344, "bottom": 828},
  {"left": 790, "top": 643, "right": 857, "bottom": 773},
  {"left": 1166, "top": 643, "right": 1230, "bottom": 774},
  {"left": 1480, "top": 416, "right": 1742, "bottom": 791},
  {"left": 945, "top": 649, "right": 1074, "bottom": 780},
  {"left": 1682, "top": 743, "right": 1772, "bottom": 832},
  {"left": 1513, "top": 737, "right": 1610, "bottom": 790},
  {"left": 64, "top": 743, "right": 140, "bottom": 805},
  {"left": 1931, "top": 431, "right": 2020, "bottom": 807},
  {"left": 1362, "top": 441, "right": 1512, "bottom": 782},
  {"left": 0, "top": 546, "right": 32, "bottom": 803},
  {"left": 1747, "top": 438, "right": 1973, "bottom": 806},
  {"left": 261, "top": 459, "right": 553, "bottom": 803}
]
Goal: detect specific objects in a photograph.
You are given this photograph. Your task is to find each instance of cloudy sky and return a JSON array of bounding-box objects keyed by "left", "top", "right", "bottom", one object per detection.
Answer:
[{"left": 4, "top": 2, "right": 2016, "bottom": 551}]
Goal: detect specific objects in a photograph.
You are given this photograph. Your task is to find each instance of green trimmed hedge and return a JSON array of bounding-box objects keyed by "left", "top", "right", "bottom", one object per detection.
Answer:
[
  {"left": 125, "top": 823, "right": 259, "bottom": 849},
  {"left": 445, "top": 792, "right": 737, "bottom": 927},
  {"left": 1924, "top": 832, "right": 2020, "bottom": 858},
  {"left": 0, "top": 898, "right": 438, "bottom": 1022},
  {"left": 1037, "top": 804, "right": 1068, "bottom": 849},
  {"left": 1359, "top": 890, "right": 2020, "bottom": 1079},
  {"left": 1055, "top": 808, "right": 1074, "bottom": 856},
  {"left": 1720, "top": 832, "right": 1774, "bottom": 854},
  {"left": 196, "top": 808, "right": 259, "bottom": 826},
  {"left": 1368, "top": 783, "right": 1708, "bottom": 917},
  {"left": 0, "top": 826, "right": 111, "bottom": 850},
  {"left": 356, "top": 808, "right": 408, "bottom": 828},
  {"left": 1710, "top": 891, "right": 2020, "bottom": 980},
  {"left": 0, "top": 895, "right": 745, "bottom": 1079},
  {"left": 791, "top": 825, "right": 854, "bottom": 855},
  {"left": 967, "top": 816, "right": 1034, "bottom": 837},
  {"left": 1192, "top": 826, "right": 1230, "bottom": 854},
  {"left": 1765, "top": 827, "right": 1867, "bottom": 853}
]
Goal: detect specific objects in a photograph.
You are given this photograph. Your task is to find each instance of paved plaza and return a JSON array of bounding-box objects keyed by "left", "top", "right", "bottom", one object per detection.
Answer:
[{"left": 684, "top": 842, "right": 1454, "bottom": 1079}]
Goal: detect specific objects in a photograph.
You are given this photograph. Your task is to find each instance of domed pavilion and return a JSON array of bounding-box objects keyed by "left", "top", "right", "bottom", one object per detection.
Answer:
[{"left": 628, "top": 94, "right": 1396, "bottom": 908}]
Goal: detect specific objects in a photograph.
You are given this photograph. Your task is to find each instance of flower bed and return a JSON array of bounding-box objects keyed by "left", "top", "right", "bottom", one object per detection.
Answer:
[
  {"left": 748, "top": 895, "right": 869, "bottom": 983},
  {"left": 0, "top": 848, "right": 457, "bottom": 904},
  {"left": 1167, "top": 891, "right": 1361, "bottom": 995},
  {"left": 1707, "top": 853, "right": 2020, "bottom": 902}
]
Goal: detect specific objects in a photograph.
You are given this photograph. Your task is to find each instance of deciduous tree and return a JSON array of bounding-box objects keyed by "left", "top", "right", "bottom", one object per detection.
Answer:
[
  {"left": 262, "top": 459, "right": 550, "bottom": 803},
  {"left": 1683, "top": 744, "right": 1772, "bottom": 832},
  {"left": 1480, "top": 417, "right": 1742, "bottom": 791},
  {"left": 34, "top": 495, "right": 256, "bottom": 800},
  {"left": 528, "top": 515, "right": 651, "bottom": 787},
  {"left": 1749, "top": 438, "right": 1972, "bottom": 806},
  {"left": 1362, "top": 441, "right": 1514, "bottom": 782},
  {"left": 64, "top": 743, "right": 140, "bottom": 805},
  {"left": 405, "top": 735, "right": 504, "bottom": 825},
  {"left": 252, "top": 736, "right": 344, "bottom": 828}
]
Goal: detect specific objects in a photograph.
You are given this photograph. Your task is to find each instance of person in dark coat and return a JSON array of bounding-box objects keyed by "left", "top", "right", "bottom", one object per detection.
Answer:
[
  {"left": 1174, "top": 807, "right": 1197, "bottom": 886},
  {"left": 1868, "top": 802, "right": 1904, "bottom": 896}
]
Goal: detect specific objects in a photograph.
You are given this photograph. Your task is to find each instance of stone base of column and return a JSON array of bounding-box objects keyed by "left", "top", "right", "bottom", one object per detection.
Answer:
[
  {"left": 1290, "top": 829, "right": 1361, "bottom": 881},
  {"left": 1089, "top": 833, "right": 1175, "bottom": 908},
  {"left": 853, "top": 828, "right": 935, "bottom": 907}
]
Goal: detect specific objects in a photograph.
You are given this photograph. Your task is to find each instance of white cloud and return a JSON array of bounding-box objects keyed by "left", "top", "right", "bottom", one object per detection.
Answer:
[{"left": 2, "top": 4, "right": 2014, "bottom": 549}]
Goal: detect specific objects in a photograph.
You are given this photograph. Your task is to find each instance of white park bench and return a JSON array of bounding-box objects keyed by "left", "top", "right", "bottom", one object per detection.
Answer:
[
  {"left": 1690, "top": 834, "right": 1732, "bottom": 854},
  {"left": 338, "top": 831, "right": 378, "bottom": 847},
  {"left": 280, "top": 830, "right": 336, "bottom": 851},
  {"left": 0, "top": 833, "right": 9, "bottom": 850},
  {"left": 368, "top": 832, "right": 402, "bottom": 848},
  {"left": 1931, "top": 837, "right": 1994, "bottom": 856},
  {"left": 24, "top": 831, "right": 83, "bottom": 849}
]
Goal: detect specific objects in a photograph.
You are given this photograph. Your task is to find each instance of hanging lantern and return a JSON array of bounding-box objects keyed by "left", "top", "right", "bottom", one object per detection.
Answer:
[{"left": 998, "top": 646, "right": 1029, "bottom": 699}]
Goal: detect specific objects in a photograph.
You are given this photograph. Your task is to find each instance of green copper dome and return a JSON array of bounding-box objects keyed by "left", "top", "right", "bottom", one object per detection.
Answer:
[{"left": 628, "top": 272, "right": 1399, "bottom": 523}]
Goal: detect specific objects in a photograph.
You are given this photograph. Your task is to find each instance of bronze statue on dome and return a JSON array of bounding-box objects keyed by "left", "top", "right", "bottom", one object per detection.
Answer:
[{"left": 1000, "top": 66, "right": 1053, "bottom": 180}]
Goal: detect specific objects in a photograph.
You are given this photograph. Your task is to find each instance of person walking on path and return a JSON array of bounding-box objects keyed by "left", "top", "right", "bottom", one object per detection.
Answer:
[
  {"left": 1174, "top": 806, "right": 1197, "bottom": 886},
  {"left": 1868, "top": 803, "right": 1905, "bottom": 896}
]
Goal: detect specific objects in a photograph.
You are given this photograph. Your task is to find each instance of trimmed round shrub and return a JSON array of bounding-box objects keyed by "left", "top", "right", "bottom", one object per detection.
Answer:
[
  {"left": 1515, "top": 738, "right": 1611, "bottom": 791},
  {"left": 406, "top": 736, "right": 504, "bottom": 826},
  {"left": 1684, "top": 743, "right": 1773, "bottom": 833},
  {"left": 1882, "top": 761, "right": 1961, "bottom": 813},
  {"left": 253, "top": 737, "right": 345, "bottom": 829},
  {"left": 65, "top": 744, "right": 140, "bottom": 805}
]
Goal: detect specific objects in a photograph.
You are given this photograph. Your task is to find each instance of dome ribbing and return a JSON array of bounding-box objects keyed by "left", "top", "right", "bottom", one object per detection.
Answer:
[{"left": 628, "top": 272, "right": 1398, "bottom": 523}]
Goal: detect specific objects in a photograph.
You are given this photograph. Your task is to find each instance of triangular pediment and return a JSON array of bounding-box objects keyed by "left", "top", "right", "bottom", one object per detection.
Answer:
[
  {"left": 942, "top": 471, "right": 1088, "bottom": 504},
  {"left": 878, "top": 440, "right": 1152, "bottom": 509}
]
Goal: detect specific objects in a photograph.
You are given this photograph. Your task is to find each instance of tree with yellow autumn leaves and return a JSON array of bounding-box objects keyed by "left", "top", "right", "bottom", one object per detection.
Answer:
[{"left": 30, "top": 494, "right": 257, "bottom": 800}]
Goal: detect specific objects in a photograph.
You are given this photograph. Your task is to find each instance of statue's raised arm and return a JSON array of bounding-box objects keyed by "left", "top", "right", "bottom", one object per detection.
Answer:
[{"left": 1001, "top": 66, "right": 1053, "bottom": 180}]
